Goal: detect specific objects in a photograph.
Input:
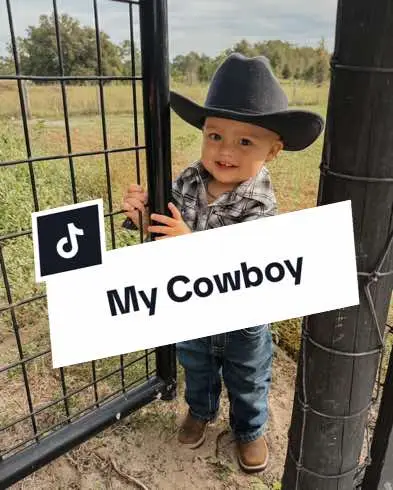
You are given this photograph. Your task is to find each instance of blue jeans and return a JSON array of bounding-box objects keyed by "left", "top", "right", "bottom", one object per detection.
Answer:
[{"left": 176, "top": 324, "right": 273, "bottom": 443}]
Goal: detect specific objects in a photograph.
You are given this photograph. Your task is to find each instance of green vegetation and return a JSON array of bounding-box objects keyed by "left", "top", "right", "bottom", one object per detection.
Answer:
[
  {"left": 0, "top": 80, "right": 327, "bottom": 369},
  {"left": 0, "top": 13, "right": 141, "bottom": 79},
  {"left": 0, "top": 13, "right": 329, "bottom": 87},
  {"left": 172, "top": 39, "right": 330, "bottom": 86}
]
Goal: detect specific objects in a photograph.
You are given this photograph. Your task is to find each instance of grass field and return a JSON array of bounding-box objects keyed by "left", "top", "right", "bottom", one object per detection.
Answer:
[
  {"left": 2, "top": 78, "right": 390, "bottom": 489},
  {"left": 0, "top": 79, "right": 326, "bottom": 474},
  {"left": 0, "top": 78, "right": 327, "bottom": 119},
  {"left": 0, "top": 79, "right": 328, "bottom": 364}
]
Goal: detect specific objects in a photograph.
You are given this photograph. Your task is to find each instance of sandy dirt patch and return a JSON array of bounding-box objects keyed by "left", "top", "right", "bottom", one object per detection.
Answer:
[{"left": 9, "top": 346, "right": 296, "bottom": 490}]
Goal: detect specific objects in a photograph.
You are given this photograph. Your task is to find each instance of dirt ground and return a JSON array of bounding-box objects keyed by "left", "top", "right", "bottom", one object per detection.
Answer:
[{"left": 9, "top": 346, "right": 296, "bottom": 490}]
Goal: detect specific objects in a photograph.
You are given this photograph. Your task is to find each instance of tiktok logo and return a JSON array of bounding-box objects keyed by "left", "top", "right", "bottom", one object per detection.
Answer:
[
  {"left": 33, "top": 200, "right": 104, "bottom": 281},
  {"left": 56, "top": 223, "right": 85, "bottom": 259}
]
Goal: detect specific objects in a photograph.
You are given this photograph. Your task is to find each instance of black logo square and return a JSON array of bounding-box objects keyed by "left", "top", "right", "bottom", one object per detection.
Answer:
[{"left": 35, "top": 203, "right": 104, "bottom": 279}]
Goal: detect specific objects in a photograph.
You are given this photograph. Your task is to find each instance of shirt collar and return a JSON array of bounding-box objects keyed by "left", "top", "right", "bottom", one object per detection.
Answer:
[{"left": 182, "top": 160, "right": 275, "bottom": 205}]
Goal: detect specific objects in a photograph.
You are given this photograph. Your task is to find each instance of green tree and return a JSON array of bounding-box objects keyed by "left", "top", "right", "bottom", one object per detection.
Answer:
[
  {"left": 232, "top": 39, "right": 257, "bottom": 57},
  {"left": 282, "top": 63, "right": 292, "bottom": 79},
  {"left": 314, "top": 38, "right": 330, "bottom": 85},
  {"left": 304, "top": 64, "right": 316, "bottom": 82},
  {"left": 17, "top": 14, "right": 123, "bottom": 80},
  {"left": 169, "top": 39, "right": 332, "bottom": 84},
  {"left": 198, "top": 54, "right": 215, "bottom": 82},
  {"left": 185, "top": 52, "right": 201, "bottom": 85},
  {"left": 294, "top": 67, "right": 302, "bottom": 80},
  {"left": 0, "top": 56, "right": 14, "bottom": 76},
  {"left": 171, "top": 54, "right": 186, "bottom": 81},
  {"left": 171, "top": 52, "right": 204, "bottom": 85},
  {"left": 119, "top": 40, "right": 141, "bottom": 76}
]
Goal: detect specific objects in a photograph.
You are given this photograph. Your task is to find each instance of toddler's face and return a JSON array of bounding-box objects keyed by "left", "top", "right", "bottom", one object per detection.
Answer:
[{"left": 201, "top": 117, "right": 283, "bottom": 187}]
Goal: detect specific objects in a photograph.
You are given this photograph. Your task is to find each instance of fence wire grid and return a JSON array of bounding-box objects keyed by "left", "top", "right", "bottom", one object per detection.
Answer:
[{"left": 0, "top": 1, "right": 175, "bottom": 486}]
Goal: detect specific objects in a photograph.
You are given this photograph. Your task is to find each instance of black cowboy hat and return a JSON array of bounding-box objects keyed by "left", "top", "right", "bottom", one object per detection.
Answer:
[{"left": 170, "top": 53, "right": 324, "bottom": 151}]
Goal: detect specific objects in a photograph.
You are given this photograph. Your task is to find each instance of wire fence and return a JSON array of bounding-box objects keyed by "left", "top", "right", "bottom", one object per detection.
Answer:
[
  {"left": 284, "top": 152, "right": 393, "bottom": 488},
  {"left": 0, "top": 0, "right": 175, "bottom": 487}
]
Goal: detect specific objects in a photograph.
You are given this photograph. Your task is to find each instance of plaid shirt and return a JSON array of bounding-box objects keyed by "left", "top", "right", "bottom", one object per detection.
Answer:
[
  {"left": 123, "top": 160, "right": 277, "bottom": 233},
  {"left": 172, "top": 160, "right": 277, "bottom": 231}
]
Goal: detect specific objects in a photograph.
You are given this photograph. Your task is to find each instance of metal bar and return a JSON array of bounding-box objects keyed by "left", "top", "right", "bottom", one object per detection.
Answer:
[
  {"left": 331, "top": 62, "right": 393, "bottom": 73},
  {"left": 0, "top": 377, "right": 165, "bottom": 488},
  {"left": 281, "top": 0, "right": 393, "bottom": 487},
  {"left": 119, "top": 356, "right": 126, "bottom": 392},
  {"left": 129, "top": 2, "right": 141, "bottom": 177},
  {"left": 5, "top": 0, "right": 39, "bottom": 213},
  {"left": 1, "top": 369, "right": 157, "bottom": 458},
  {"left": 0, "top": 294, "right": 46, "bottom": 313},
  {"left": 0, "top": 351, "right": 155, "bottom": 435},
  {"left": 52, "top": 0, "right": 74, "bottom": 419},
  {"left": 0, "top": 145, "right": 147, "bottom": 168},
  {"left": 0, "top": 75, "right": 142, "bottom": 81},
  {"left": 52, "top": 0, "right": 78, "bottom": 204},
  {"left": 120, "top": 11, "right": 146, "bottom": 397},
  {"left": 93, "top": 0, "right": 116, "bottom": 250},
  {"left": 112, "top": 0, "right": 140, "bottom": 4},
  {"left": 91, "top": 361, "right": 99, "bottom": 407},
  {"left": 0, "top": 246, "right": 38, "bottom": 440},
  {"left": 92, "top": 0, "right": 125, "bottom": 390},
  {"left": 129, "top": 2, "right": 145, "bottom": 243},
  {"left": 58, "top": 368, "right": 71, "bottom": 421},
  {"left": 0, "top": 349, "right": 51, "bottom": 374},
  {"left": 138, "top": 0, "right": 176, "bottom": 400},
  {"left": 0, "top": 230, "right": 31, "bottom": 241},
  {"left": 0, "top": 209, "right": 133, "bottom": 245},
  {"left": 145, "top": 349, "right": 150, "bottom": 380}
]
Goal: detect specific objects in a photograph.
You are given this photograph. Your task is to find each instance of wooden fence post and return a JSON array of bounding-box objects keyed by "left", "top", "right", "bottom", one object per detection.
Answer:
[{"left": 281, "top": 0, "right": 393, "bottom": 488}]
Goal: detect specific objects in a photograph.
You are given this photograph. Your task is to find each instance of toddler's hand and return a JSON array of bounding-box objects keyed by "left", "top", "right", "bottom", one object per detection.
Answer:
[
  {"left": 122, "top": 184, "right": 149, "bottom": 232},
  {"left": 148, "top": 203, "right": 191, "bottom": 239}
]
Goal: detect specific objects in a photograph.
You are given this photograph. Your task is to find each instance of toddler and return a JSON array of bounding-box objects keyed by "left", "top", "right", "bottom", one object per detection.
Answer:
[{"left": 122, "top": 53, "right": 323, "bottom": 472}]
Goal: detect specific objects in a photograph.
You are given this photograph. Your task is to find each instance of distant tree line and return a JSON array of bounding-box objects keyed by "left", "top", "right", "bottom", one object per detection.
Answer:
[
  {"left": 0, "top": 14, "right": 141, "bottom": 82},
  {"left": 0, "top": 14, "right": 330, "bottom": 86},
  {"left": 172, "top": 39, "right": 331, "bottom": 86}
]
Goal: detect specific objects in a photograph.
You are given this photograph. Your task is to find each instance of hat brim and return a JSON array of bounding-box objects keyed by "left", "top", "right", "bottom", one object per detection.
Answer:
[{"left": 170, "top": 91, "right": 324, "bottom": 151}]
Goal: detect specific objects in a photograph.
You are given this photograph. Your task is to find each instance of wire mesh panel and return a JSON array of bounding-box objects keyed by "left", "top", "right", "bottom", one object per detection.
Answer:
[{"left": 0, "top": 0, "right": 176, "bottom": 486}]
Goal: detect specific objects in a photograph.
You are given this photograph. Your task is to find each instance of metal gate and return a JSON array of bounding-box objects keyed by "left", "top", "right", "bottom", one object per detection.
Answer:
[{"left": 0, "top": 0, "right": 176, "bottom": 487}]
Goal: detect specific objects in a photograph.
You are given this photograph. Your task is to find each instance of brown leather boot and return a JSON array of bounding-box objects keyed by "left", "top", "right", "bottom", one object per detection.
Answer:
[
  {"left": 178, "top": 412, "right": 210, "bottom": 449},
  {"left": 236, "top": 436, "right": 269, "bottom": 473}
]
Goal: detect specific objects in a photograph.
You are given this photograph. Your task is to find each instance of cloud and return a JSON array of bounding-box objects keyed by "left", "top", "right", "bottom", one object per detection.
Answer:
[
  {"left": 0, "top": 0, "right": 338, "bottom": 58},
  {"left": 167, "top": 0, "right": 337, "bottom": 55}
]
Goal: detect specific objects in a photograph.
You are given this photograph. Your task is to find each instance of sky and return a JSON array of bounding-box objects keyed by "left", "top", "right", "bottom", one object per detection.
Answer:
[{"left": 0, "top": 0, "right": 338, "bottom": 59}]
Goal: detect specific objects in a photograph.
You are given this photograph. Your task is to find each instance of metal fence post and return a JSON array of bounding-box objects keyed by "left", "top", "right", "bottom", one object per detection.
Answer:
[
  {"left": 139, "top": 0, "right": 177, "bottom": 400},
  {"left": 281, "top": 0, "right": 393, "bottom": 487}
]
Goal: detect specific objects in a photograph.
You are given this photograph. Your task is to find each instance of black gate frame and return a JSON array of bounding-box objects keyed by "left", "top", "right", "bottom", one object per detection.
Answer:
[{"left": 0, "top": 0, "right": 176, "bottom": 487}]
